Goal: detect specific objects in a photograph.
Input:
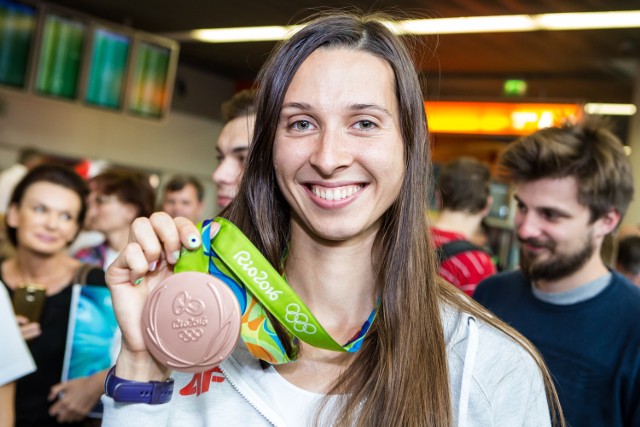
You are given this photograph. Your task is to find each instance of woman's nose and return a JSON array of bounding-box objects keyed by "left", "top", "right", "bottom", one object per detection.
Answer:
[
  {"left": 45, "top": 212, "right": 60, "bottom": 229},
  {"left": 309, "top": 127, "right": 353, "bottom": 175}
]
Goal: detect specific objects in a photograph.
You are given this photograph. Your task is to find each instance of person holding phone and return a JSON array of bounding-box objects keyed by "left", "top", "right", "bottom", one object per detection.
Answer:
[
  {"left": 103, "top": 12, "right": 564, "bottom": 427},
  {"left": 1, "top": 164, "right": 108, "bottom": 427}
]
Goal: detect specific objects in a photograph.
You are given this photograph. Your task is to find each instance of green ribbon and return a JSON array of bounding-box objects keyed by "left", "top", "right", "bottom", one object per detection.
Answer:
[
  {"left": 211, "top": 217, "right": 370, "bottom": 353},
  {"left": 173, "top": 218, "right": 376, "bottom": 362}
]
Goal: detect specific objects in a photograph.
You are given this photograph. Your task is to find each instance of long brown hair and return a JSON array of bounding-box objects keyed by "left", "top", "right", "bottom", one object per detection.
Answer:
[{"left": 225, "top": 11, "right": 563, "bottom": 427}]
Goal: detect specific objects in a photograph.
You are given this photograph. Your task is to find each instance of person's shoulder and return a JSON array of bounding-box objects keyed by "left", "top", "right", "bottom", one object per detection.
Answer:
[
  {"left": 473, "top": 318, "right": 548, "bottom": 420},
  {"left": 474, "top": 269, "right": 527, "bottom": 299},
  {"left": 480, "top": 269, "right": 524, "bottom": 284},
  {"left": 444, "top": 306, "right": 546, "bottom": 410},
  {"left": 612, "top": 271, "right": 640, "bottom": 294},
  {"left": 430, "top": 227, "right": 464, "bottom": 244},
  {"left": 445, "top": 304, "right": 532, "bottom": 360},
  {"left": 610, "top": 272, "right": 640, "bottom": 314},
  {"left": 465, "top": 249, "right": 497, "bottom": 272}
]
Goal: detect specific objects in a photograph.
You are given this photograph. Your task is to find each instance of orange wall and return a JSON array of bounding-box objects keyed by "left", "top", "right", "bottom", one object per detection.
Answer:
[{"left": 431, "top": 134, "right": 512, "bottom": 177}]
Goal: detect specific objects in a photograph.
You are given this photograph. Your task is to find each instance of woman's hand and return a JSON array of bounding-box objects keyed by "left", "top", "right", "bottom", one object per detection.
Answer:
[
  {"left": 106, "top": 212, "right": 218, "bottom": 381},
  {"left": 47, "top": 370, "right": 107, "bottom": 423},
  {"left": 15, "top": 315, "right": 41, "bottom": 341}
]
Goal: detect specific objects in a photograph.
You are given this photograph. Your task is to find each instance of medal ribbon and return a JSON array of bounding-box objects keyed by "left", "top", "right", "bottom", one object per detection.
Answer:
[{"left": 196, "top": 217, "right": 377, "bottom": 364}]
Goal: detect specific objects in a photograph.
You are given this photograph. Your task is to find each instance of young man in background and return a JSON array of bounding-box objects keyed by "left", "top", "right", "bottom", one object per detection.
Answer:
[{"left": 474, "top": 121, "right": 640, "bottom": 427}]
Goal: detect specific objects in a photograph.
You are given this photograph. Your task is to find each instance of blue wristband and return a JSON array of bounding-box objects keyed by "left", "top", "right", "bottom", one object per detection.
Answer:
[{"left": 104, "top": 366, "right": 174, "bottom": 404}]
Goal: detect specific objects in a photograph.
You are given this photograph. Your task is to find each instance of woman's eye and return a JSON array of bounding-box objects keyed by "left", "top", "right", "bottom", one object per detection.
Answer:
[
  {"left": 34, "top": 205, "right": 46, "bottom": 213},
  {"left": 291, "top": 120, "right": 313, "bottom": 131},
  {"left": 355, "top": 120, "right": 377, "bottom": 130},
  {"left": 60, "top": 213, "right": 72, "bottom": 221}
]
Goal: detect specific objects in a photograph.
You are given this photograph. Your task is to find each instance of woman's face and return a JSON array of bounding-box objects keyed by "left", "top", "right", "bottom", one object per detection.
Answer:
[
  {"left": 7, "top": 182, "right": 81, "bottom": 254},
  {"left": 85, "top": 187, "right": 137, "bottom": 234},
  {"left": 273, "top": 48, "right": 405, "bottom": 243}
]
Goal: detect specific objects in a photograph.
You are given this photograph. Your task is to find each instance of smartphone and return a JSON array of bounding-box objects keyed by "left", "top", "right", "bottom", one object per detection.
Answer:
[{"left": 12, "top": 284, "right": 47, "bottom": 323}]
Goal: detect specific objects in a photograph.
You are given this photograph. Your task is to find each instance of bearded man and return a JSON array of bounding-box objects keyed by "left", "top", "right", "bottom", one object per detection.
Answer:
[{"left": 474, "top": 121, "right": 640, "bottom": 427}]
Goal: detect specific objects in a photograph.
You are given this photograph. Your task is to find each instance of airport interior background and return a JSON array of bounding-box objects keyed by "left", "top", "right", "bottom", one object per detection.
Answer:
[{"left": 1, "top": 0, "right": 639, "bottom": 269}]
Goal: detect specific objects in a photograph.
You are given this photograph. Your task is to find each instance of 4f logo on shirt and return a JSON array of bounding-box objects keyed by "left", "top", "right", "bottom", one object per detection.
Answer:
[{"left": 179, "top": 367, "right": 225, "bottom": 396}]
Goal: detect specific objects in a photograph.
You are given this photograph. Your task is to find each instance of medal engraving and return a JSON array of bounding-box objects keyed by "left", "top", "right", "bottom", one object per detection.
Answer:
[{"left": 141, "top": 272, "right": 241, "bottom": 372}]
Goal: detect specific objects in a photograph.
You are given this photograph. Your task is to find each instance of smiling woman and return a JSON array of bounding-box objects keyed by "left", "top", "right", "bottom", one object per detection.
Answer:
[
  {"left": 103, "top": 11, "right": 564, "bottom": 427},
  {"left": 273, "top": 48, "right": 404, "bottom": 242},
  {"left": 2, "top": 164, "right": 109, "bottom": 427}
]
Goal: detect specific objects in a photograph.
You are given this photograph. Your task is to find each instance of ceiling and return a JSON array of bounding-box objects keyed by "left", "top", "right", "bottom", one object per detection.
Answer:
[{"left": 42, "top": 0, "right": 640, "bottom": 104}]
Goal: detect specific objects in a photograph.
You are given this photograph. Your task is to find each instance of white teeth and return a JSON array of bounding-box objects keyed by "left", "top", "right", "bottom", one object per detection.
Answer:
[{"left": 312, "top": 185, "right": 362, "bottom": 201}]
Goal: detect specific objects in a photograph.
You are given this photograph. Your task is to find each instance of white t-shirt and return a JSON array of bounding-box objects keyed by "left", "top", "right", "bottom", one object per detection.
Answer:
[
  {"left": 0, "top": 282, "right": 36, "bottom": 385},
  {"left": 253, "top": 365, "right": 340, "bottom": 426}
]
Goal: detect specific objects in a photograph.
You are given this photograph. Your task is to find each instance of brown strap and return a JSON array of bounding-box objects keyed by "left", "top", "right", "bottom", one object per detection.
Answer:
[{"left": 73, "top": 263, "right": 94, "bottom": 285}]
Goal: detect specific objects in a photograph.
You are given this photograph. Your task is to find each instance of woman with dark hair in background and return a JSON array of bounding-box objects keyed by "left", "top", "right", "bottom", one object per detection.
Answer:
[
  {"left": 103, "top": 12, "right": 563, "bottom": 427},
  {"left": 1, "top": 164, "right": 107, "bottom": 426},
  {"left": 74, "top": 168, "right": 155, "bottom": 270}
]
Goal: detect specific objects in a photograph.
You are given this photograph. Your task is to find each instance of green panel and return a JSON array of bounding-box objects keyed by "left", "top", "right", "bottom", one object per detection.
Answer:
[
  {"left": 35, "top": 14, "right": 85, "bottom": 99},
  {"left": 85, "top": 28, "right": 130, "bottom": 109},
  {"left": 0, "top": 1, "right": 36, "bottom": 88},
  {"left": 129, "top": 42, "right": 171, "bottom": 118}
]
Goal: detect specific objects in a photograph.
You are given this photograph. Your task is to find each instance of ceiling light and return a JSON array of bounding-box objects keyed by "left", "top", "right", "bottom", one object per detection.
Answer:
[
  {"left": 394, "top": 15, "right": 537, "bottom": 34},
  {"left": 167, "top": 10, "right": 640, "bottom": 43},
  {"left": 186, "top": 25, "right": 300, "bottom": 43},
  {"left": 535, "top": 11, "right": 640, "bottom": 30},
  {"left": 395, "top": 11, "right": 640, "bottom": 35},
  {"left": 584, "top": 103, "right": 637, "bottom": 116}
]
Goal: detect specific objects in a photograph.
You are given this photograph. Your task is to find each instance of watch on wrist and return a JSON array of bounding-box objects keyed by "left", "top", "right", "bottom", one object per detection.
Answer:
[{"left": 104, "top": 366, "right": 174, "bottom": 404}]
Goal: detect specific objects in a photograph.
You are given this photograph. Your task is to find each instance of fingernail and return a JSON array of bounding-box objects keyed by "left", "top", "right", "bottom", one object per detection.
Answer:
[
  {"left": 149, "top": 261, "right": 158, "bottom": 272},
  {"left": 134, "top": 278, "right": 143, "bottom": 286},
  {"left": 171, "top": 250, "right": 181, "bottom": 263},
  {"left": 187, "top": 234, "right": 200, "bottom": 249}
]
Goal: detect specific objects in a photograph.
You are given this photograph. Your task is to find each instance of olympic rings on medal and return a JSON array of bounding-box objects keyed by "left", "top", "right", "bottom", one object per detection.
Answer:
[
  {"left": 285, "top": 303, "right": 317, "bottom": 334},
  {"left": 178, "top": 328, "right": 204, "bottom": 342}
]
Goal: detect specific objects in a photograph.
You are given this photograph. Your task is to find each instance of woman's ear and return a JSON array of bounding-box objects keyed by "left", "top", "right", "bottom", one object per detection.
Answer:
[{"left": 6, "top": 203, "right": 20, "bottom": 228}]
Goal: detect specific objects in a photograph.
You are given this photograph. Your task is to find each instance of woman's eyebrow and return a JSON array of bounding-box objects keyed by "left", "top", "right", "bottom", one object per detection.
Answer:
[
  {"left": 348, "top": 103, "right": 392, "bottom": 117},
  {"left": 281, "top": 102, "right": 312, "bottom": 111}
]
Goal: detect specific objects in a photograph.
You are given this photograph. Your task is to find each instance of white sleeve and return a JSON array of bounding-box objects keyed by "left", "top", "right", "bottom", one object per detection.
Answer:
[
  {"left": 0, "top": 284, "right": 36, "bottom": 386},
  {"left": 453, "top": 320, "right": 552, "bottom": 427},
  {"left": 101, "top": 395, "right": 174, "bottom": 427},
  {"left": 480, "top": 344, "right": 551, "bottom": 427}
]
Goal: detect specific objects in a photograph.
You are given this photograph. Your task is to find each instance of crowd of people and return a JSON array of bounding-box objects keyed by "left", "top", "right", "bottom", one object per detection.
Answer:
[{"left": 1, "top": 9, "right": 639, "bottom": 427}]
